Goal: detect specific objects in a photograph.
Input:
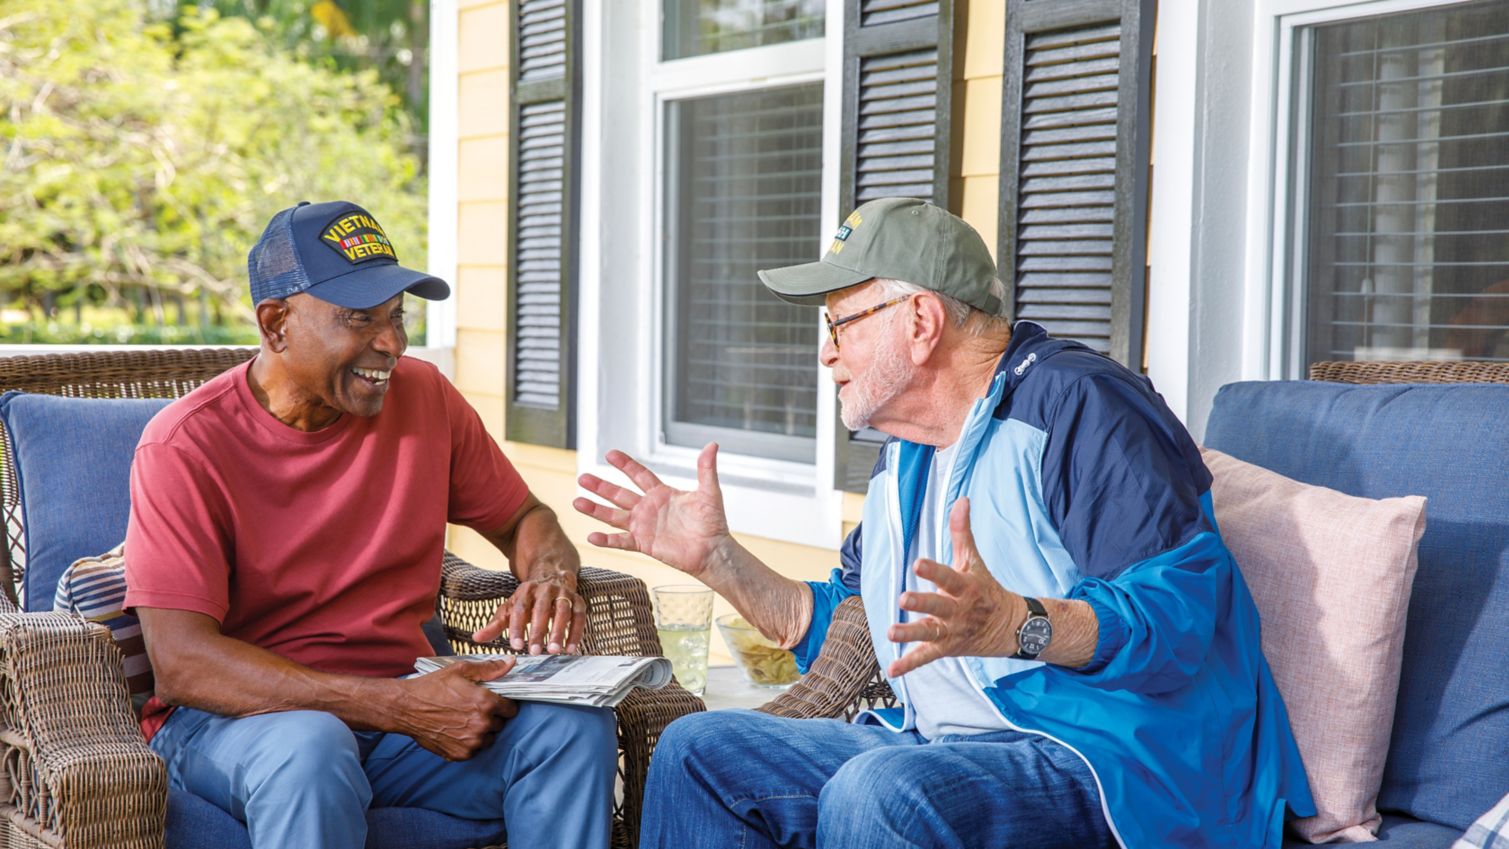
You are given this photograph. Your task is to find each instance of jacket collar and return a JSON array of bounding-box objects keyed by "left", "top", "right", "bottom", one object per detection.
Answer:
[
  {"left": 990, "top": 321, "right": 1096, "bottom": 419},
  {"left": 998, "top": 321, "right": 1050, "bottom": 389},
  {"left": 890, "top": 322, "right": 1076, "bottom": 481}
]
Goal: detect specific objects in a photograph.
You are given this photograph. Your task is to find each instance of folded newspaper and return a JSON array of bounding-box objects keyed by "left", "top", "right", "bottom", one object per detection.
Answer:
[{"left": 414, "top": 653, "right": 674, "bottom": 708}]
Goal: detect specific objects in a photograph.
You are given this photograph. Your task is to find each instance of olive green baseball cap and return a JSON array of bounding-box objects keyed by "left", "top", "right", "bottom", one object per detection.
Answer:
[{"left": 757, "top": 197, "right": 1003, "bottom": 316}]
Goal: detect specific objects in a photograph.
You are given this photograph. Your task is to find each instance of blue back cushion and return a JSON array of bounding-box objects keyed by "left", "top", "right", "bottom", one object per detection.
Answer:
[
  {"left": 0, "top": 393, "right": 170, "bottom": 611},
  {"left": 1206, "top": 380, "right": 1509, "bottom": 832}
]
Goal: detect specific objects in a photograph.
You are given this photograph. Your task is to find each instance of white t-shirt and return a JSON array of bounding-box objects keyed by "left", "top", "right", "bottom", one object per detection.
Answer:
[{"left": 900, "top": 441, "right": 1014, "bottom": 739}]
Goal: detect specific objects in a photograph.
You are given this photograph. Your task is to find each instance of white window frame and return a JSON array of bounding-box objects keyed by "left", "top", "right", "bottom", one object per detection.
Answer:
[
  {"left": 1263, "top": 0, "right": 1476, "bottom": 380},
  {"left": 653, "top": 56, "right": 827, "bottom": 466},
  {"left": 577, "top": 0, "right": 845, "bottom": 549},
  {"left": 423, "top": 0, "right": 459, "bottom": 377},
  {"left": 1145, "top": 0, "right": 1473, "bottom": 438}
]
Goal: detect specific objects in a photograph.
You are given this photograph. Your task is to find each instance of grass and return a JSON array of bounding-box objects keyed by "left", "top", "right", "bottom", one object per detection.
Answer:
[{"left": 0, "top": 319, "right": 260, "bottom": 345}]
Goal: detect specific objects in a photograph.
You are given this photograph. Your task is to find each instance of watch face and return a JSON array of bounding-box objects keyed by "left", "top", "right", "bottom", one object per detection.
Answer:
[{"left": 1019, "top": 616, "right": 1052, "bottom": 656}]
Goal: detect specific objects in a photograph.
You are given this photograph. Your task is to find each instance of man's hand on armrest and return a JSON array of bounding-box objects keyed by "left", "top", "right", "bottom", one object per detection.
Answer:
[
  {"left": 478, "top": 494, "right": 588, "bottom": 656},
  {"left": 138, "top": 608, "right": 519, "bottom": 761}
]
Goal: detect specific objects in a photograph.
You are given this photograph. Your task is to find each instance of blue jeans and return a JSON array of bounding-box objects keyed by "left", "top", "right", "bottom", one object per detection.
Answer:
[
  {"left": 150, "top": 702, "right": 617, "bottom": 849},
  {"left": 640, "top": 709, "right": 1114, "bottom": 849}
]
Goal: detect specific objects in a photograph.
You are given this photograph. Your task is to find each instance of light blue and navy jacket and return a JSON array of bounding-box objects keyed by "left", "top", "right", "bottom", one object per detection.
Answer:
[{"left": 792, "top": 322, "right": 1315, "bottom": 849}]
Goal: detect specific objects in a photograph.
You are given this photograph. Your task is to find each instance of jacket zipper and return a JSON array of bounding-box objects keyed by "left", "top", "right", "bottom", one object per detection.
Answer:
[{"left": 941, "top": 374, "right": 1130, "bottom": 849}]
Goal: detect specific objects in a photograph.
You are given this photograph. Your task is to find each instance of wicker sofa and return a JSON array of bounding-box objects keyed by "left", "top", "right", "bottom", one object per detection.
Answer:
[
  {"left": 0, "top": 347, "right": 703, "bottom": 849},
  {"left": 756, "top": 359, "right": 1509, "bottom": 848}
]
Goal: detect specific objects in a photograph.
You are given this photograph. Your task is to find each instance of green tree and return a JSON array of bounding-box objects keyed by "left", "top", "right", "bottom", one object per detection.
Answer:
[
  {"left": 0, "top": 0, "right": 425, "bottom": 340},
  {"left": 164, "top": 0, "right": 429, "bottom": 149}
]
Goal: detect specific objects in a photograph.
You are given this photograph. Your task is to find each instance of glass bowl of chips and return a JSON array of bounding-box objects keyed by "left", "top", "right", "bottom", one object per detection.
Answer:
[{"left": 716, "top": 614, "right": 801, "bottom": 688}]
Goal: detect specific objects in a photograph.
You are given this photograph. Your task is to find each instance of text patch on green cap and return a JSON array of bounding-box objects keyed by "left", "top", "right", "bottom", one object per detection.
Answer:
[
  {"left": 757, "top": 197, "right": 1002, "bottom": 317},
  {"left": 829, "top": 210, "right": 862, "bottom": 255}
]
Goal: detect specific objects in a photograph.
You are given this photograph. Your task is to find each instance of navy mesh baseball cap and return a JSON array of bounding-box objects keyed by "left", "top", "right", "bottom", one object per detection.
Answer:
[{"left": 248, "top": 201, "right": 449, "bottom": 309}]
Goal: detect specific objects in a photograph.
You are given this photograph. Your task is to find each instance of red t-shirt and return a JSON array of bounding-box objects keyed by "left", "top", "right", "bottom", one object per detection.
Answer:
[{"left": 123, "top": 356, "right": 528, "bottom": 739}]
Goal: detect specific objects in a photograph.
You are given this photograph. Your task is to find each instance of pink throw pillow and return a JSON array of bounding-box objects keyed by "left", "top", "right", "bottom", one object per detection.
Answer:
[{"left": 1203, "top": 448, "right": 1426, "bottom": 844}]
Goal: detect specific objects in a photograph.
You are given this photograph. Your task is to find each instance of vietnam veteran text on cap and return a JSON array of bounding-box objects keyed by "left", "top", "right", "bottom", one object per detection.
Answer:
[{"left": 248, "top": 200, "right": 450, "bottom": 310}]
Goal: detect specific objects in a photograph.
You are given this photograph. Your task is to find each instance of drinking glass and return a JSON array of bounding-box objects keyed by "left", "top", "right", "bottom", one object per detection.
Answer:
[{"left": 652, "top": 584, "right": 713, "bottom": 696}]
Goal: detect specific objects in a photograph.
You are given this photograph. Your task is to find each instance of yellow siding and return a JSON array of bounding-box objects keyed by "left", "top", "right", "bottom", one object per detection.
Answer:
[
  {"left": 457, "top": 202, "right": 508, "bottom": 267},
  {"left": 958, "top": 79, "right": 1003, "bottom": 177},
  {"left": 458, "top": 71, "right": 509, "bottom": 139},
  {"left": 456, "top": 266, "right": 507, "bottom": 332},
  {"left": 962, "top": 0, "right": 1005, "bottom": 76},
  {"left": 957, "top": 0, "right": 1004, "bottom": 258},
  {"left": 454, "top": 329, "right": 508, "bottom": 397},
  {"left": 458, "top": 3, "right": 509, "bottom": 73},
  {"left": 447, "top": 2, "right": 1005, "bottom": 659},
  {"left": 458, "top": 137, "right": 509, "bottom": 203},
  {"left": 449, "top": 0, "right": 511, "bottom": 568}
]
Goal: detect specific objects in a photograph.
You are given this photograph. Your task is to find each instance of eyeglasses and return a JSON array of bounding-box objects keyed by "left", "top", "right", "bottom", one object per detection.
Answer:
[{"left": 824, "top": 295, "right": 912, "bottom": 351}]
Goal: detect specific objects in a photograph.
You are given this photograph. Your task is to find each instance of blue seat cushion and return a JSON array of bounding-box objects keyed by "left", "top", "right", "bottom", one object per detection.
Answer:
[
  {"left": 166, "top": 787, "right": 506, "bottom": 849},
  {"left": 1207, "top": 380, "right": 1509, "bottom": 833},
  {"left": 0, "top": 393, "right": 170, "bottom": 611}
]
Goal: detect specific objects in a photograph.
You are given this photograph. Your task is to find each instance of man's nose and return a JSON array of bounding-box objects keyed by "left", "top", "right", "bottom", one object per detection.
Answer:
[
  {"left": 373, "top": 319, "right": 406, "bottom": 358},
  {"left": 819, "top": 333, "right": 839, "bottom": 368}
]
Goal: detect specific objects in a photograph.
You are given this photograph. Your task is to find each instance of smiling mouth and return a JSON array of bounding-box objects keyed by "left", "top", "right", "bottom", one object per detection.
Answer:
[{"left": 351, "top": 367, "right": 392, "bottom": 390}]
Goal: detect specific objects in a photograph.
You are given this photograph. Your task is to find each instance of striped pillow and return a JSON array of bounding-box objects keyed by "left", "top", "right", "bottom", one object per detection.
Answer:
[
  {"left": 53, "top": 543, "right": 154, "bottom": 712},
  {"left": 1455, "top": 793, "right": 1509, "bottom": 849}
]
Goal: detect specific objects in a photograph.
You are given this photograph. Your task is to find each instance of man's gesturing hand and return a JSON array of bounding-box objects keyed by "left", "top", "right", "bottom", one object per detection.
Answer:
[
  {"left": 886, "top": 498, "right": 1028, "bottom": 678},
  {"left": 573, "top": 443, "right": 732, "bottom": 579},
  {"left": 400, "top": 658, "right": 520, "bottom": 761}
]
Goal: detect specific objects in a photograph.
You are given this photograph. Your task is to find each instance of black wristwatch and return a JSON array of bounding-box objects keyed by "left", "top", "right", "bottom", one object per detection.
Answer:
[{"left": 1010, "top": 596, "right": 1052, "bottom": 660}]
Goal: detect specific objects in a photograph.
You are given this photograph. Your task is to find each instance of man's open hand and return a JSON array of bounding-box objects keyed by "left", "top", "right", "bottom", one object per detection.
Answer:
[
  {"left": 886, "top": 498, "right": 1027, "bottom": 678},
  {"left": 399, "top": 658, "right": 520, "bottom": 761},
  {"left": 573, "top": 443, "right": 732, "bottom": 579}
]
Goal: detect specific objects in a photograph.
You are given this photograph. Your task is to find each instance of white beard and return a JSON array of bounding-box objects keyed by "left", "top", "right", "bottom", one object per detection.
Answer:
[{"left": 839, "top": 329, "right": 916, "bottom": 432}]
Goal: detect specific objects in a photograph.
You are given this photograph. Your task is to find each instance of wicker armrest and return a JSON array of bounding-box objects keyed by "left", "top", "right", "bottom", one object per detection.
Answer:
[
  {"left": 437, "top": 551, "right": 705, "bottom": 849},
  {"left": 0, "top": 610, "right": 166, "bottom": 849},
  {"left": 757, "top": 595, "right": 897, "bottom": 721}
]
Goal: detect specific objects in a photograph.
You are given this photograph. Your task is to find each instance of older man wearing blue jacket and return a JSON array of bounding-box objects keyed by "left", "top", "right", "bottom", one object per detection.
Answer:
[{"left": 574, "top": 197, "right": 1314, "bottom": 848}]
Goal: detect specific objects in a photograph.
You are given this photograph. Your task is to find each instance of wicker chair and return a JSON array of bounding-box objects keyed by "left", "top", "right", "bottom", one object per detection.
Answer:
[
  {"left": 753, "top": 358, "right": 1509, "bottom": 723},
  {"left": 0, "top": 347, "right": 702, "bottom": 849}
]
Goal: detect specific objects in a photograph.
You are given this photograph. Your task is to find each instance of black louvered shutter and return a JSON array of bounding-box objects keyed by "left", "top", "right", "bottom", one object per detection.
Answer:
[
  {"left": 998, "top": 0, "right": 1154, "bottom": 368},
  {"left": 836, "top": 0, "right": 955, "bottom": 492},
  {"left": 505, "top": 0, "right": 579, "bottom": 447}
]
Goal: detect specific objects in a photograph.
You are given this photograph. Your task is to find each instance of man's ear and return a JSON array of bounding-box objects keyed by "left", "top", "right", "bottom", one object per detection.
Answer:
[
  {"left": 256, "top": 299, "right": 290, "bottom": 353},
  {"left": 909, "top": 292, "right": 948, "bottom": 365}
]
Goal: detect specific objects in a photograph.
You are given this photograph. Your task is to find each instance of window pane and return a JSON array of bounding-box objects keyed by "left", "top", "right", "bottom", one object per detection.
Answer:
[
  {"left": 1297, "top": 1, "right": 1509, "bottom": 366},
  {"left": 662, "top": 0, "right": 825, "bottom": 61},
  {"left": 663, "top": 84, "right": 823, "bottom": 462}
]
